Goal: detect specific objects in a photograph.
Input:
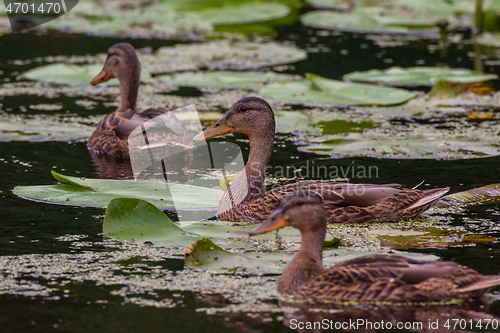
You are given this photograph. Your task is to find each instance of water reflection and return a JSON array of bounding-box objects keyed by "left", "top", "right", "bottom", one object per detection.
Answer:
[
  {"left": 89, "top": 147, "right": 193, "bottom": 182},
  {"left": 281, "top": 300, "right": 499, "bottom": 333},
  {"left": 90, "top": 151, "right": 134, "bottom": 179}
]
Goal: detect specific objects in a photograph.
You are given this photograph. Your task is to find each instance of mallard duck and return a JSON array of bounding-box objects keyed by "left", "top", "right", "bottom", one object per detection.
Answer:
[
  {"left": 193, "top": 97, "right": 449, "bottom": 223},
  {"left": 89, "top": 42, "right": 192, "bottom": 159},
  {"left": 249, "top": 192, "right": 500, "bottom": 302}
]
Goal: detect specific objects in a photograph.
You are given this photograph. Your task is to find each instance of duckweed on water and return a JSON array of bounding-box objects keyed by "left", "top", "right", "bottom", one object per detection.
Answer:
[
  {"left": 0, "top": 114, "right": 99, "bottom": 141},
  {"left": 300, "top": 123, "right": 500, "bottom": 159},
  {"left": 0, "top": 239, "right": 281, "bottom": 312}
]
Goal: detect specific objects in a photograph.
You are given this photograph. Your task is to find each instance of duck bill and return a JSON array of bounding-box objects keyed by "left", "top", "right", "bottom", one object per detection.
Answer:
[
  {"left": 193, "top": 116, "right": 234, "bottom": 141},
  {"left": 249, "top": 212, "right": 288, "bottom": 236},
  {"left": 90, "top": 69, "right": 111, "bottom": 86}
]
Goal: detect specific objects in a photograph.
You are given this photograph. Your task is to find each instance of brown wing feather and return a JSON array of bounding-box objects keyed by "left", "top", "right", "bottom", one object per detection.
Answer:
[
  {"left": 293, "top": 255, "right": 499, "bottom": 303},
  {"left": 218, "top": 180, "right": 448, "bottom": 223},
  {"left": 218, "top": 181, "right": 346, "bottom": 222},
  {"left": 89, "top": 108, "right": 193, "bottom": 159}
]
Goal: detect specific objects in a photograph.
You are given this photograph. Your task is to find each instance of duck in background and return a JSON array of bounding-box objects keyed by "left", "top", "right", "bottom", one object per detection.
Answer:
[{"left": 89, "top": 42, "right": 192, "bottom": 159}]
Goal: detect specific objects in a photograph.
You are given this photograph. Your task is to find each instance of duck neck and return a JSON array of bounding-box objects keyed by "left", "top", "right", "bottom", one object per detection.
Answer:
[
  {"left": 296, "top": 228, "right": 325, "bottom": 268},
  {"left": 117, "top": 68, "right": 140, "bottom": 112},
  {"left": 279, "top": 227, "right": 325, "bottom": 294},
  {"left": 244, "top": 133, "right": 274, "bottom": 199}
]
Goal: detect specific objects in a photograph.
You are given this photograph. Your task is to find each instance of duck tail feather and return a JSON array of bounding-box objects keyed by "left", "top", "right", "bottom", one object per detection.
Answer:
[
  {"left": 407, "top": 187, "right": 450, "bottom": 210},
  {"left": 456, "top": 276, "right": 500, "bottom": 293}
]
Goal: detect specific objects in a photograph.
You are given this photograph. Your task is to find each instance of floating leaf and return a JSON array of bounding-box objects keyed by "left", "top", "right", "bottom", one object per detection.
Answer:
[
  {"left": 429, "top": 79, "right": 496, "bottom": 98},
  {"left": 102, "top": 197, "right": 447, "bottom": 255},
  {"left": 45, "top": 2, "right": 213, "bottom": 37},
  {"left": 219, "top": 174, "right": 237, "bottom": 191},
  {"left": 301, "top": 9, "right": 433, "bottom": 34},
  {"left": 306, "top": 0, "right": 351, "bottom": 10},
  {"left": 344, "top": 67, "right": 498, "bottom": 86},
  {"left": 195, "top": 3, "right": 290, "bottom": 25},
  {"left": 478, "top": 32, "right": 500, "bottom": 47},
  {"left": 50, "top": 171, "right": 95, "bottom": 191},
  {"left": 323, "top": 237, "right": 341, "bottom": 248},
  {"left": 103, "top": 198, "right": 201, "bottom": 246},
  {"left": 372, "top": 227, "right": 467, "bottom": 250},
  {"left": 306, "top": 0, "right": 470, "bottom": 13},
  {"left": 259, "top": 73, "right": 415, "bottom": 106},
  {"left": 359, "top": 94, "right": 500, "bottom": 119},
  {"left": 300, "top": 132, "right": 500, "bottom": 159},
  {"left": 274, "top": 110, "right": 322, "bottom": 134},
  {"left": 0, "top": 114, "right": 97, "bottom": 142},
  {"left": 184, "top": 238, "right": 437, "bottom": 273},
  {"left": 156, "top": 40, "right": 307, "bottom": 70},
  {"left": 13, "top": 172, "right": 224, "bottom": 209},
  {"left": 274, "top": 110, "right": 377, "bottom": 135},
  {"left": 23, "top": 64, "right": 150, "bottom": 85},
  {"left": 437, "top": 184, "right": 500, "bottom": 208},
  {"left": 157, "top": 71, "right": 299, "bottom": 90},
  {"left": 164, "top": 0, "right": 292, "bottom": 24},
  {"left": 301, "top": 1, "right": 471, "bottom": 33},
  {"left": 102, "top": 198, "right": 301, "bottom": 250}
]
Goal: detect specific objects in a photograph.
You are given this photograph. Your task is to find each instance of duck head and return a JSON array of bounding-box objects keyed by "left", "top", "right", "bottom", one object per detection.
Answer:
[
  {"left": 91, "top": 42, "right": 141, "bottom": 86},
  {"left": 193, "top": 97, "right": 275, "bottom": 141},
  {"left": 249, "top": 191, "right": 327, "bottom": 236}
]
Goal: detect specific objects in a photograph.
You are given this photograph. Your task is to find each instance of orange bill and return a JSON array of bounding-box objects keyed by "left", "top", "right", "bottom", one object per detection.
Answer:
[
  {"left": 249, "top": 214, "right": 288, "bottom": 236},
  {"left": 193, "top": 117, "right": 234, "bottom": 141},
  {"left": 90, "top": 69, "right": 111, "bottom": 86}
]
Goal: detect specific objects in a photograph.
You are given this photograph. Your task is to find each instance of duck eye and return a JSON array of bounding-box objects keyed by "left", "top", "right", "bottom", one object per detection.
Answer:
[
  {"left": 296, "top": 200, "right": 304, "bottom": 206},
  {"left": 240, "top": 106, "right": 248, "bottom": 112}
]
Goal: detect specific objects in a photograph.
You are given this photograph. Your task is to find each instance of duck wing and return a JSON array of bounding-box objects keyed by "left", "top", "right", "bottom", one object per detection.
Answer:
[
  {"left": 89, "top": 108, "right": 193, "bottom": 158},
  {"left": 113, "top": 107, "right": 187, "bottom": 139},
  {"left": 88, "top": 109, "right": 137, "bottom": 158},
  {"left": 300, "top": 255, "right": 499, "bottom": 302},
  {"left": 326, "top": 186, "right": 449, "bottom": 223}
]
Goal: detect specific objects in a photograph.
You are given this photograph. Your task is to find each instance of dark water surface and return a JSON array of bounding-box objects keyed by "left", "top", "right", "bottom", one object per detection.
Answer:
[{"left": 2, "top": 21, "right": 500, "bottom": 333}]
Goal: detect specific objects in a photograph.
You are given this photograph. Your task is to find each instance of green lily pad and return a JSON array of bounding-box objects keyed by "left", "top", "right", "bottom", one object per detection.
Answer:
[
  {"left": 359, "top": 93, "right": 500, "bottom": 119},
  {"left": 0, "top": 114, "right": 97, "bottom": 142},
  {"left": 300, "top": 132, "right": 500, "bottom": 159},
  {"left": 302, "top": 0, "right": 471, "bottom": 33},
  {"left": 301, "top": 9, "right": 433, "bottom": 34},
  {"left": 13, "top": 171, "right": 224, "bottom": 209},
  {"left": 306, "top": 0, "right": 470, "bottom": 12},
  {"left": 156, "top": 40, "right": 307, "bottom": 70},
  {"left": 164, "top": 0, "right": 292, "bottom": 24},
  {"left": 477, "top": 32, "right": 500, "bottom": 47},
  {"left": 195, "top": 2, "right": 290, "bottom": 25},
  {"left": 45, "top": 2, "right": 213, "bottom": 37},
  {"left": 437, "top": 184, "right": 500, "bottom": 208},
  {"left": 0, "top": 2, "right": 6, "bottom": 17},
  {"left": 259, "top": 73, "right": 416, "bottom": 106},
  {"left": 323, "top": 237, "right": 341, "bottom": 248},
  {"left": 344, "top": 67, "right": 498, "bottom": 86},
  {"left": 372, "top": 226, "right": 467, "bottom": 249},
  {"left": 275, "top": 110, "right": 322, "bottom": 134},
  {"left": 103, "top": 198, "right": 201, "bottom": 247},
  {"left": 184, "top": 238, "right": 437, "bottom": 273},
  {"left": 23, "top": 64, "right": 151, "bottom": 85},
  {"left": 274, "top": 110, "right": 378, "bottom": 135},
  {"left": 157, "top": 71, "right": 300, "bottom": 90},
  {"left": 306, "top": 0, "right": 351, "bottom": 10}
]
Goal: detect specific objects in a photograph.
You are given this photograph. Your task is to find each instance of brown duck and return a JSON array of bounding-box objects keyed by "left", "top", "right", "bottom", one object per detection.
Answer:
[
  {"left": 194, "top": 97, "right": 449, "bottom": 223},
  {"left": 89, "top": 42, "right": 192, "bottom": 159},
  {"left": 249, "top": 192, "right": 500, "bottom": 302}
]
